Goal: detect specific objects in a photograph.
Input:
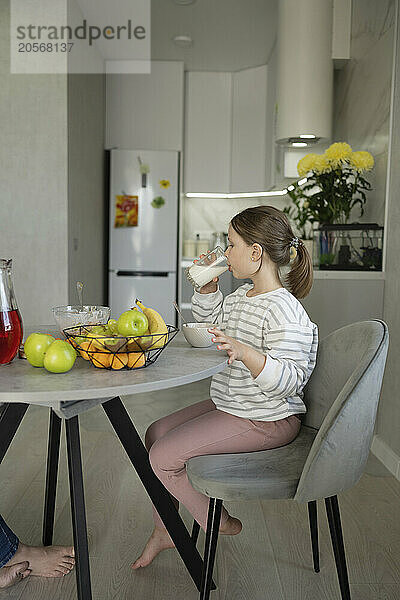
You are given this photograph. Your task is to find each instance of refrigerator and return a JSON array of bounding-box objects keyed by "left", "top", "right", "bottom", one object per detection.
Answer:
[{"left": 107, "top": 149, "right": 179, "bottom": 326}]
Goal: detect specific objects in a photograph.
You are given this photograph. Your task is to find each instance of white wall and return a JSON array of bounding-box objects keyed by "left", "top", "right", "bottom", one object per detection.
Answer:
[
  {"left": 332, "top": 0, "right": 398, "bottom": 474},
  {"left": 0, "top": 1, "right": 106, "bottom": 327},
  {"left": 376, "top": 0, "right": 400, "bottom": 468},
  {"left": 68, "top": 75, "right": 106, "bottom": 306},
  {"left": 333, "top": 0, "right": 394, "bottom": 227},
  {"left": 0, "top": 0, "right": 68, "bottom": 327},
  {"left": 106, "top": 61, "right": 184, "bottom": 151}
]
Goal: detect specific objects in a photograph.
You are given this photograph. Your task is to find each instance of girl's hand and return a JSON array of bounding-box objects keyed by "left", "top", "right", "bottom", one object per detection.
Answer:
[
  {"left": 193, "top": 252, "right": 219, "bottom": 294},
  {"left": 208, "top": 328, "right": 248, "bottom": 365}
]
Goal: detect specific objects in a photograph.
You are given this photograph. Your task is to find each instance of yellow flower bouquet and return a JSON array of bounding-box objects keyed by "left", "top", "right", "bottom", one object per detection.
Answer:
[{"left": 286, "top": 142, "right": 374, "bottom": 227}]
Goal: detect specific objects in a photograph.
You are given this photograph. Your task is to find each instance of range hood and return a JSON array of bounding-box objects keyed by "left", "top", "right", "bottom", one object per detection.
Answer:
[{"left": 276, "top": 0, "right": 333, "bottom": 147}]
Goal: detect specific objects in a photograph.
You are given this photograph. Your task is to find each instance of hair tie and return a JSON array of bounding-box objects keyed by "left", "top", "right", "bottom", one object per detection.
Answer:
[{"left": 289, "top": 237, "right": 301, "bottom": 260}]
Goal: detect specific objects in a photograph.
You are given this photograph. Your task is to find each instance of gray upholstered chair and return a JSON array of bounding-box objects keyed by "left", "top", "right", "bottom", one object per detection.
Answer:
[{"left": 186, "top": 319, "right": 389, "bottom": 600}]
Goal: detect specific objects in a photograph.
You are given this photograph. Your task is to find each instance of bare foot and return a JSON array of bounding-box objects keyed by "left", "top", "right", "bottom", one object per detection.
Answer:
[
  {"left": 6, "top": 544, "right": 75, "bottom": 578},
  {"left": 132, "top": 527, "right": 175, "bottom": 569},
  {"left": 219, "top": 515, "right": 242, "bottom": 536},
  {"left": 0, "top": 562, "right": 31, "bottom": 588},
  {"left": 132, "top": 516, "right": 242, "bottom": 570}
]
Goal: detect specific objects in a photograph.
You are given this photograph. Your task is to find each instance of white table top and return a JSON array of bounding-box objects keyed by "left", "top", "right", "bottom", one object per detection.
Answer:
[{"left": 0, "top": 328, "right": 227, "bottom": 417}]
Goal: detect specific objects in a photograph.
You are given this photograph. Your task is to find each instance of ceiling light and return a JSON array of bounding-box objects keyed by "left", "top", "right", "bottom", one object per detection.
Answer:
[
  {"left": 172, "top": 0, "right": 196, "bottom": 5},
  {"left": 292, "top": 142, "right": 308, "bottom": 147},
  {"left": 278, "top": 136, "right": 321, "bottom": 146},
  {"left": 172, "top": 34, "right": 193, "bottom": 47},
  {"left": 185, "top": 190, "right": 289, "bottom": 199}
]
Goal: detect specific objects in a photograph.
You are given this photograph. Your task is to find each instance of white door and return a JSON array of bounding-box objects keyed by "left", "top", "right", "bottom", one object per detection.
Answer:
[{"left": 109, "top": 271, "right": 177, "bottom": 326}]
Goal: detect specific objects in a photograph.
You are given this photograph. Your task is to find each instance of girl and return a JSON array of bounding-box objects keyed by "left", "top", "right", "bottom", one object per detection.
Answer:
[{"left": 132, "top": 205, "right": 318, "bottom": 569}]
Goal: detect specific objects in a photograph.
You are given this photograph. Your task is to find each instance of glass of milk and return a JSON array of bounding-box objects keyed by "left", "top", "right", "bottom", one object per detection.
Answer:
[{"left": 185, "top": 246, "right": 229, "bottom": 291}]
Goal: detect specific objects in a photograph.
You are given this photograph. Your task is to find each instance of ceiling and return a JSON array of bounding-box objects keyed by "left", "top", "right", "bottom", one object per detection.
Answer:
[{"left": 151, "top": 0, "right": 278, "bottom": 72}]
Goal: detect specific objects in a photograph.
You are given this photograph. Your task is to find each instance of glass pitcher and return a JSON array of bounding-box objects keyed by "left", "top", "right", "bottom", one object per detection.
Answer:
[{"left": 0, "top": 259, "right": 23, "bottom": 364}]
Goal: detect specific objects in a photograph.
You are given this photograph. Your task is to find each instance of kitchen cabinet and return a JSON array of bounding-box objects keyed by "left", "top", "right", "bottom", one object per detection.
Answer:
[
  {"left": 184, "top": 65, "right": 272, "bottom": 193},
  {"left": 184, "top": 72, "right": 232, "bottom": 193},
  {"left": 231, "top": 65, "right": 268, "bottom": 192},
  {"left": 106, "top": 61, "right": 184, "bottom": 151}
]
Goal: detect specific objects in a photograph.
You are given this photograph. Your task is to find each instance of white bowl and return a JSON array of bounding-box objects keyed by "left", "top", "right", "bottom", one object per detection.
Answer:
[{"left": 182, "top": 322, "right": 215, "bottom": 348}]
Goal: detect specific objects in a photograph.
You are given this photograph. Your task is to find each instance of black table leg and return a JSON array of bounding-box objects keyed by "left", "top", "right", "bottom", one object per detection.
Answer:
[
  {"left": 65, "top": 416, "right": 92, "bottom": 600},
  {"left": 0, "top": 403, "right": 28, "bottom": 464},
  {"left": 43, "top": 409, "right": 62, "bottom": 546},
  {"left": 102, "top": 396, "right": 215, "bottom": 593}
]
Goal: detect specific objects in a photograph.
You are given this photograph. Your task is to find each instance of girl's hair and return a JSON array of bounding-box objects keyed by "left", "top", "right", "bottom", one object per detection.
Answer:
[{"left": 230, "top": 205, "right": 313, "bottom": 299}]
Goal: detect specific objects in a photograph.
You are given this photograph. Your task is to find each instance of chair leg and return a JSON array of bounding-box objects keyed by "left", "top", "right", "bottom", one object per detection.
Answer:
[
  {"left": 200, "top": 498, "right": 222, "bottom": 600},
  {"left": 192, "top": 520, "right": 200, "bottom": 545},
  {"left": 325, "top": 496, "right": 351, "bottom": 600},
  {"left": 66, "top": 417, "right": 92, "bottom": 600},
  {"left": 43, "top": 410, "right": 62, "bottom": 546},
  {"left": 308, "top": 500, "right": 320, "bottom": 573}
]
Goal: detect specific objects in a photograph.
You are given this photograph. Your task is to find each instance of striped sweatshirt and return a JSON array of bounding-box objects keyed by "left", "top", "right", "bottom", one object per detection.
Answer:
[{"left": 191, "top": 284, "right": 318, "bottom": 421}]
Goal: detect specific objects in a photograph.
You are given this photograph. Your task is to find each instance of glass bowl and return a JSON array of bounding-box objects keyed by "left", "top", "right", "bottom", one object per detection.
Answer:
[{"left": 52, "top": 305, "right": 111, "bottom": 334}]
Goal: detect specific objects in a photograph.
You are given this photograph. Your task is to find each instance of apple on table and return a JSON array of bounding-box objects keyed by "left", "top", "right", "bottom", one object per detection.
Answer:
[
  {"left": 24, "top": 333, "right": 76, "bottom": 373},
  {"left": 43, "top": 340, "right": 76, "bottom": 373},
  {"left": 24, "top": 333, "right": 55, "bottom": 367}
]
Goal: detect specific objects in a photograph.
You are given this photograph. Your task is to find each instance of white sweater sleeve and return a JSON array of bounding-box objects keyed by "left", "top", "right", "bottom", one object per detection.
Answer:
[
  {"left": 191, "top": 288, "right": 224, "bottom": 325},
  {"left": 253, "top": 309, "right": 317, "bottom": 401}
]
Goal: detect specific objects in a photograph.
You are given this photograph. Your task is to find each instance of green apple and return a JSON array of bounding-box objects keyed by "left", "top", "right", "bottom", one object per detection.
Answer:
[
  {"left": 43, "top": 340, "right": 76, "bottom": 373},
  {"left": 117, "top": 309, "right": 148, "bottom": 336},
  {"left": 24, "top": 333, "right": 55, "bottom": 367}
]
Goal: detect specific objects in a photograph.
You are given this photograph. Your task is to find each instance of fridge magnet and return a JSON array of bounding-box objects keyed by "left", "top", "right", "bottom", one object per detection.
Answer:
[
  {"left": 151, "top": 196, "right": 165, "bottom": 209},
  {"left": 114, "top": 194, "right": 139, "bottom": 227},
  {"left": 159, "top": 179, "right": 170, "bottom": 189},
  {"left": 137, "top": 156, "right": 150, "bottom": 188}
]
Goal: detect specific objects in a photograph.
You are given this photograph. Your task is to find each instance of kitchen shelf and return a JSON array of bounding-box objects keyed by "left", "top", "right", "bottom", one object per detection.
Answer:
[{"left": 313, "top": 270, "right": 384, "bottom": 280}]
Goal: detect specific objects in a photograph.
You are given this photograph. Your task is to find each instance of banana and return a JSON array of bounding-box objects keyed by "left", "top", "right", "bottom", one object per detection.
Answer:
[{"left": 135, "top": 299, "right": 168, "bottom": 349}]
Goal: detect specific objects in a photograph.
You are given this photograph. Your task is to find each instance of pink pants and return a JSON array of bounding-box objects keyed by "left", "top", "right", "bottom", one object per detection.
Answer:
[{"left": 145, "top": 398, "right": 301, "bottom": 531}]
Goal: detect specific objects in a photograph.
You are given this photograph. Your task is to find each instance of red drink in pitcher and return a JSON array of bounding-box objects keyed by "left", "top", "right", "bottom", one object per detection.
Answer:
[
  {"left": 0, "top": 260, "right": 23, "bottom": 365},
  {"left": 0, "top": 309, "right": 23, "bottom": 364}
]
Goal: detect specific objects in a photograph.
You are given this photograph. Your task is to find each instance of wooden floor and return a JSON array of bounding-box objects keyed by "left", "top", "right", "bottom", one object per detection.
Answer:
[{"left": 0, "top": 378, "right": 399, "bottom": 600}]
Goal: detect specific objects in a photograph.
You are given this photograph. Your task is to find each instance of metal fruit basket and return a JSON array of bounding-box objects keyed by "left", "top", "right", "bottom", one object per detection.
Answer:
[{"left": 63, "top": 324, "right": 179, "bottom": 370}]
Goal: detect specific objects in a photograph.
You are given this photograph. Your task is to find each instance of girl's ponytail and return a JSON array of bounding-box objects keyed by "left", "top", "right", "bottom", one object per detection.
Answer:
[
  {"left": 230, "top": 205, "right": 314, "bottom": 300},
  {"left": 284, "top": 241, "right": 313, "bottom": 299}
]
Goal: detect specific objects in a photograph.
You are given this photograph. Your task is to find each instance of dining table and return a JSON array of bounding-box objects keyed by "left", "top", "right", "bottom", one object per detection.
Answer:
[{"left": 0, "top": 327, "right": 227, "bottom": 599}]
